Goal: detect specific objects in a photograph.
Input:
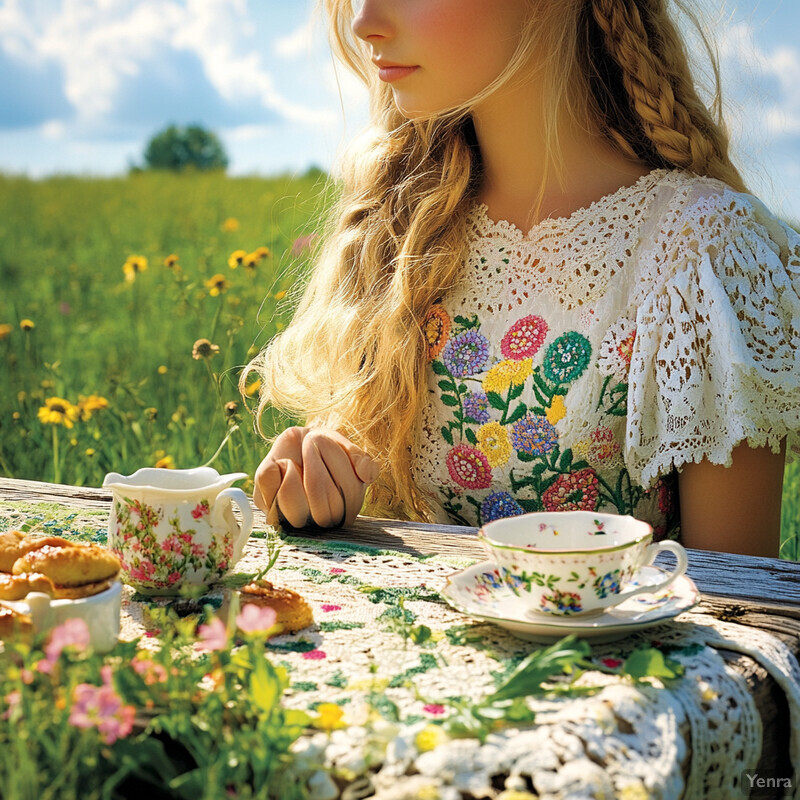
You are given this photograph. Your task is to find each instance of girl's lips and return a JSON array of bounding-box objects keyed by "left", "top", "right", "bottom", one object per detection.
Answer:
[{"left": 378, "top": 65, "right": 419, "bottom": 82}]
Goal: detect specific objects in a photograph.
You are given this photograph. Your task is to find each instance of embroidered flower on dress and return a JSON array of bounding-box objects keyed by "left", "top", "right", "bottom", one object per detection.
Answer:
[
  {"left": 597, "top": 318, "right": 637, "bottom": 379},
  {"left": 545, "top": 395, "right": 567, "bottom": 425},
  {"left": 576, "top": 425, "right": 623, "bottom": 468},
  {"left": 442, "top": 330, "right": 490, "bottom": 377},
  {"left": 482, "top": 358, "right": 533, "bottom": 394},
  {"left": 423, "top": 305, "right": 451, "bottom": 360},
  {"left": 542, "top": 468, "right": 600, "bottom": 511},
  {"left": 500, "top": 315, "right": 548, "bottom": 359},
  {"left": 463, "top": 391, "right": 490, "bottom": 424},
  {"left": 511, "top": 413, "right": 558, "bottom": 455},
  {"left": 542, "top": 332, "right": 592, "bottom": 383},
  {"left": 446, "top": 444, "right": 493, "bottom": 489},
  {"left": 477, "top": 421, "right": 512, "bottom": 467},
  {"left": 480, "top": 491, "right": 525, "bottom": 522}
]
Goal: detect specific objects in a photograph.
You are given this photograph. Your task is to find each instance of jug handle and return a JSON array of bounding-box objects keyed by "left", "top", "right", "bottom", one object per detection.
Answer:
[{"left": 216, "top": 487, "right": 254, "bottom": 562}]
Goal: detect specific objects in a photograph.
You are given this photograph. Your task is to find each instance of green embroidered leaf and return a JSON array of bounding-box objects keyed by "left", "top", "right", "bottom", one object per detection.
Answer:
[
  {"left": 530, "top": 462, "right": 548, "bottom": 477},
  {"left": 465, "top": 428, "right": 478, "bottom": 445},
  {"left": 487, "top": 391, "right": 506, "bottom": 411},
  {"left": 572, "top": 460, "right": 590, "bottom": 471},
  {"left": 437, "top": 379, "right": 455, "bottom": 392},
  {"left": 509, "top": 382, "right": 525, "bottom": 401},
  {"left": 622, "top": 647, "right": 684, "bottom": 681},
  {"left": 517, "top": 450, "right": 537, "bottom": 462},
  {"left": 441, "top": 426, "right": 454, "bottom": 445},
  {"left": 505, "top": 404, "right": 528, "bottom": 425},
  {"left": 440, "top": 394, "right": 459, "bottom": 407},
  {"left": 431, "top": 360, "right": 449, "bottom": 376},
  {"left": 459, "top": 383, "right": 468, "bottom": 393},
  {"left": 559, "top": 450, "right": 573, "bottom": 471}
]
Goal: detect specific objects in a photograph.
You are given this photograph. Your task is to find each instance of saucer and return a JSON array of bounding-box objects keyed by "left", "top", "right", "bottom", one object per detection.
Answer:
[{"left": 440, "top": 562, "right": 699, "bottom": 643}]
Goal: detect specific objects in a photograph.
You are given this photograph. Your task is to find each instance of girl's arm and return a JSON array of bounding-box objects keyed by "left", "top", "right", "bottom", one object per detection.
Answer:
[{"left": 677, "top": 441, "right": 786, "bottom": 558}]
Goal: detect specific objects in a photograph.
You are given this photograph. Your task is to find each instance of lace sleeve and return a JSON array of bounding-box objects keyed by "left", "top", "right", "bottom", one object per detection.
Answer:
[{"left": 625, "top": 185, "right": 800, "bottom": 487}]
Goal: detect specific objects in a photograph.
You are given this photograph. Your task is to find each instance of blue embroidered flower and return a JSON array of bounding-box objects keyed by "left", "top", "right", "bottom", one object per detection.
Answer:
[
  {"left": 480, "top": 491, "right": 525, "bottom": 522},
  {"left": 542, "top": 331, "right": 592, "bottom": 383},
  {"left": 463, "top": 391, "right": 490, "bottom": 424},
  {"left": 511, "top": 413, "right": 558, "bottom": 455},
  {"left": 442, "top": 330, "right": 490, "bottom": 378}
]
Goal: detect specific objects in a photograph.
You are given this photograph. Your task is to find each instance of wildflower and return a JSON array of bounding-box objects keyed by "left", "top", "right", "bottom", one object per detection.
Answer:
[
  {"left": 157, "top": 365, "right": 168, "bottom": 374},
  {"left": 243, "top": 253, "right": 259, "bottom": 271},
  {"left": 154, "top": 455, "right": 175, "bottom": 469},
  {"left": 164, "top": 253, "right": 179, "bottom": 268},
  {"left": 291, "top": 232, "right": 319, "bottom": 257},
  {"left": 85, "top": 448, "right": 96, "bottom": 457},
  {"left": 0, "top": 323, "right": 12, "bottom": 339},
  {"left": 237, "top": 604, "right": 279, "bottom": 635},
  {"left": 500, "top": 315, "right": 548, "bottom": 360},
  {"left": 253, "top": 246, "right": 271, "bottom": 259},
  {"left": 274, "top": 290, "right": 287, "bottom": 301},
  {"left": 38, "top": 618, "right": 91, "bottom": 673},
  {"left": 545, "top": 395, "right": 567, "bottom": 425},
  {"left": 132, "top": 655, "right": 168, "bottom": 685},
  {"left": 77, "top": 394, "right": 109, "bottom": 421},
  {"left": 423, "top": 305, "right": 451, "bottom": 360},
  {"left": 69, "top": 681, "right": 135, "bottom": 744},
  {"left": 445, "top": 443, "right": 492, "bottom": 490},
  {"left": 482, "top": 358, "right": 532, "bottom": 394},
  {"left": 415, "top": 724, "right": 446, "bottom": 753},
  {"left": 122, "top": 256, "right": 148, "bottom": 283},
  {"left": 192, "top": 338, "right": 220, "bottom": 360},
  {"left": 227, "top": 250, "right": 247, "bottom": 269},
  {"left": 196, "top": 617, "right": 228, "bottom": 652},
  {"left": 442, "top": 330, "right": 490, "bottom": 377},
  {"left": 315, "top": 703, "right": 346, "bottom": 731},
  {"left": 224, "top": 401, "right": 238, "bottom": 420},
  {"left": 204, "top": 273, "right": 229, "bottom": 296},
  {"left": 477, "top": 421, "right": 512, "bottom": 467},
  {"left": 20, "top": 319, "right": 35, "bottom": 331},
  {"left": 38, "top": 397, "right": 79, "bottom": 429},
  {"left": 245, "top": 378, "right": 261, "bottom": 397},
  {"left": 221, "top": 217, "right": 240, "bottom": 232},
  {"left": 3, "top": 690, "right": 21, "bottom": 721},
  {"left": 144, "top": 407, "right": 158, "bottom": 421}
]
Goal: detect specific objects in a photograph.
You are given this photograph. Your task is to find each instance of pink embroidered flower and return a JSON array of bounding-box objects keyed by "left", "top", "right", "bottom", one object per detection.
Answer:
[
  {"left": 542, "top": 468, "right": 599, "bottom": 512},
  {"left": 423, "top": 704, "right": 446, "bottom": 716},
  {"left": 321, "top": 604, "right": 341, "bottom": 612},
  {"left": 236, "top": 604, "right": 278, "bottom": 634},
  {"left": 196, "top": 617, "right": 228, "bottom": 652},
  {"left": 500, "top": 315, "right": 548, "bottom": 360},
  {"left": 589, "top": 426, "right": 621, "bottom": 464},
  {"left": 302, "top": 649, "right": 327, "bottom": 660},
  {"left": 446, "top": 444, "right": 492, "bottom": 490},
  {"left": 329, "top": 568, "right": 345, "bottom": 574}
]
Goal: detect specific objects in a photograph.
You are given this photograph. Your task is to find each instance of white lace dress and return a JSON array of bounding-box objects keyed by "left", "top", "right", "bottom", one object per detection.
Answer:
[{"left": 412, "top": 169, "right": 800, "bottom": 536}]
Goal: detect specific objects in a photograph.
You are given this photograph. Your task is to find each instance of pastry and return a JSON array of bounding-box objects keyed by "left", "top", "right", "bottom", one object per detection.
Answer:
[
  {"left": 0, "top": 530, "right": 26, "bottom": 572},
  {"left": 13, "top": 542, "right": 120, "bottom": 599},
  {"left": 0, "top": 572, "right": 55, "bottom": 601},
  {"left": 238, "top": 580, "right": 314, "bottom": 633},
  {"left": 0, "top": 604, "right": 33, "bottom": 638}
]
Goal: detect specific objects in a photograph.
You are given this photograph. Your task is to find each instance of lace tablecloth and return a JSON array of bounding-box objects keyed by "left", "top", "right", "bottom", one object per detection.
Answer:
[{"left": 2, "top": 502, "right": 799, "bottom": 800}]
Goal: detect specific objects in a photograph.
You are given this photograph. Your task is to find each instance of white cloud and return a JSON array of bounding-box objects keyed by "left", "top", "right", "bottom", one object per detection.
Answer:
[{"left": 274, "top": 17, "right": 317, "bottom": 59}]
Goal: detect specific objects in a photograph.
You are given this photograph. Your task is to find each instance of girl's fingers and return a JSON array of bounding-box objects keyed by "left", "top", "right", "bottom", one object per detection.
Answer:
[
  {"left": 253, "top": 458, "right": 284, "bottom": 515},
  {"left": 273, "top": 458, "right": 311, "bottom": 529},
  {"left": 320, "top": 429, "right": 381, "bottom": 484}
]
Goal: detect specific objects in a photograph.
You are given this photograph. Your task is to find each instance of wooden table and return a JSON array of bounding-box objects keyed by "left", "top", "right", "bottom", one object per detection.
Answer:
[{"left": 2, "top": 476, "right": 799, "bottom": 797}]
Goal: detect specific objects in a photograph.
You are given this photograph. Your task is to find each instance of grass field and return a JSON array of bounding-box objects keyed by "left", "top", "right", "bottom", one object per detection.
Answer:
[{"left": 0, "top": 171, "right": 797, "bottom": 559}]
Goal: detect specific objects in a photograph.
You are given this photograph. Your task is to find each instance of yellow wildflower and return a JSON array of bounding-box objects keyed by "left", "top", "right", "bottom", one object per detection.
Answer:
[
  {"left": 221, "top": 217, "right": 240, "bottom": 233},
  {"left": 245, "top": 378, "right": 261, "bottom": 397},
  {"left": 315, "top": 703, "right": 346, "bottom": 731},
  {"left": 154, "top": 454, "right": 175, "bottom": 469},
  {"left": 0, "top": 323, "right": 12, "bottom": 339},
  {"left": 243, "top": 253, "right": 259, "bottom": 271},
  {"left": 85, "top": 448, "right": 96, "bottom": 457},
  {"left": 157, "top": 365, "right": 168, "bottom": 375},
  {"left": 274, "top": 290, "right": 287, "bottom": 301},
  {"left": 546, "top": 394, "right": 567, "bottom": 425},
  {"left": 77, "top": 394, "right": 109, "bottom": 421},
  {"left": 275, "top": 322, "right": 285, "bottom": 332},
  {"left": 205, "top": 273, "right": 229, "bottom": 296},
  {"left": 415, "top": 724, "right": 446, "bottom": 753},
  {"left": 144, "top": 407, "right": 158, "bottom": 421},
  {"left": 164, "top": 254, "right": 179, "bottom": 268},
  {"left": 38, "top": 397, "right": 79, "bottom": 429},
  {"left": 477, "top": 421, "right": 512, "bottom": 467},
  {"left": 482, "top": 358, "right": 532, "bottom": 394},
  {"left": 254, "top": 246, "right": 271, "bottom": 259},
  {"left": 123, "top": 256, "right": 148, "bottom": 282},
  {"left": 192, "top": 338, "right": 220, "bottom": 360},
  {"left": 19, "top": 319, "right": 35, "bottom": 331},
  {"left": 227, "top": 250, "right": 247, "bottom": 269},
  {"left": 12, "top": 412, "right": 20, "bottom": 421}
]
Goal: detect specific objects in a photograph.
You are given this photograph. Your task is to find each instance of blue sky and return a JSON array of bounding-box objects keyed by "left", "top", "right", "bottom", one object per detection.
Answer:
[{"left": 0, "top": 0, "right": 799, "bottom": 221}]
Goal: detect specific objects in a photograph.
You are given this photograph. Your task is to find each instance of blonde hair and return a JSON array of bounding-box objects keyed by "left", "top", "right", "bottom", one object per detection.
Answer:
[{"left": 244, "top": 0, "right": 746, "bottom": 520}]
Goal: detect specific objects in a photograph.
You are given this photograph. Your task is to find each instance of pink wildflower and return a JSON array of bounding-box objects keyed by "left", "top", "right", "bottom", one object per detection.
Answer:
[
  {"left": 236, "top": 603, "right": 278, "bottom": 635},
  {"left": 132, "top": 657, "right": 168, "bottom": 685},
  {"left": 44, "top": 618, "right": 90, "bottom": 666},
  {"left": 291, "top": 233, "right": 319, "bottom": 257},
  {"left": 69, "top": 682, "right": 135, "bottom": 744},
  {"left": 3, "top": 690, "right": 21, "bottom": 720},
  {"left": 196, "top": 617, "right": 228, "bottom": 652},
  {"left": 601, "top": 658, "right": 623, "bottom": 670}
]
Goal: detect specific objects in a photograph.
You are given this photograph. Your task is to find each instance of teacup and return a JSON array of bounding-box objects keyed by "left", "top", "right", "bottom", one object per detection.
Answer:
[
  {"left": 478, "top": 511, "right": 687, "bottom": 617},
  {"left": 103, "top": 467, "right": 254, "bottom": 595}
]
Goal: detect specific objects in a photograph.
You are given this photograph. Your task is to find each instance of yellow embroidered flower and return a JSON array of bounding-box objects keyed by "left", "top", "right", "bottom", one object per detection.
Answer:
[
  {"left": 19, "top": 319, "right": 35, "bottom": 331},
  {"left": 221, "top": 217, "right": 240, "bottom": 232},
  {"left": 315, "top": 703, "right": 347, "bottom": 731},
  {"left": 0, "top": 323, "right": 12, "bottom": 339},
  {"left": 227, "top": 249, "right": 247, "bottom": 269},
  {"left": 38, "top": 397, "right": 79, "bottom": 428},
  {"left": 423, "top": 305, "right": 451, "bottom": 360},
  {"left": 205, "top": 273, "right": 229, "bottom": 296},
  {"left": 477, "top": 421, "right": 512, "bottom": 467},
  {"left": 482, "top": 358, "right": 532, "bottom": 394},
  {"left": 415, "top": 724, "right": 446, "bottom": 753},
  {"left": 122, "top": 256, "right": 148, "bottom": 282},
  {"left": 545, "top": 394, "right": 566, "bottom": 425}
]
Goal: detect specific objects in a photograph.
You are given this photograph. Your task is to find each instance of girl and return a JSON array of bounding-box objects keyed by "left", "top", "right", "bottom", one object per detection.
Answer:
[{"left": 244, "top": 0, "right": 800, "bottom": 558}]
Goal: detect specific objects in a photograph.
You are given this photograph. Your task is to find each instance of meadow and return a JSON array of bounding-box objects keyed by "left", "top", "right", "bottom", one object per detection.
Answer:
[{"left": 0, "top": 171, "right": 797, "bottom": 559}]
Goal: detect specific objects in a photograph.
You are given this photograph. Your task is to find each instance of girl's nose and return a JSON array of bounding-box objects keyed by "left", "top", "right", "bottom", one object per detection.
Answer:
[{"left": 352, "top": 0, "right": 392, "bottom": 42}]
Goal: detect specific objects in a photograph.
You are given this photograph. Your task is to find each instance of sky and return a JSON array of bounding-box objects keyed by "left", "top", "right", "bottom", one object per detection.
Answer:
[{"left": 0, "top": 0, "right": 799, "bottom": 221}]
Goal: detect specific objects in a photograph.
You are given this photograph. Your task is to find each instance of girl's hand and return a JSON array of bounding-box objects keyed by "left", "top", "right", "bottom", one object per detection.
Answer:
[{"left": 252, "top": 426, "right": 379, "bottom": 529}]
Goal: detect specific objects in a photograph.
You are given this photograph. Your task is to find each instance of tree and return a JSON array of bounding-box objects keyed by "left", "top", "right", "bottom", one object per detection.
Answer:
[{"left": 142, "top": 124, "right": 229, "bottom": 172}]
